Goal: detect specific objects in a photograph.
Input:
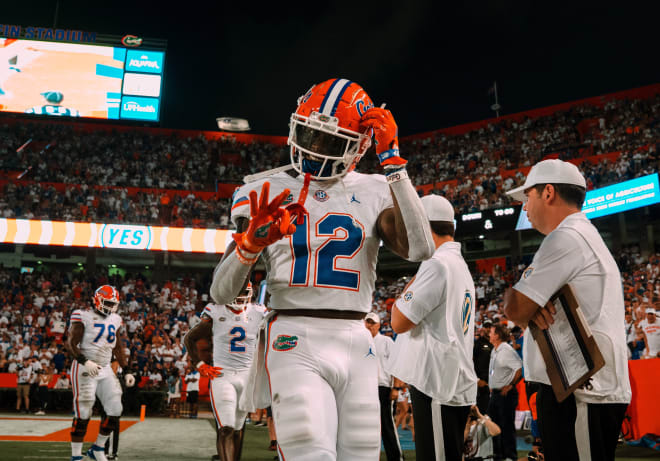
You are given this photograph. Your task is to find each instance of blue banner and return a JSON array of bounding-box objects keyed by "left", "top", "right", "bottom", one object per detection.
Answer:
[{"left": 516, "top": 173, "right": 660, "bottom": 230}]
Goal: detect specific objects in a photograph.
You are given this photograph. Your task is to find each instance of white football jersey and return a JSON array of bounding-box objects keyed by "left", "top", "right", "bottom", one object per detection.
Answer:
[
  {"left": 202, "top": 303, "right": 266, "bottom": 370},
  {"left": 231, "top": 171, "right": 393, "bottom": 312},
  {"left": 70, "top": 309, "right": 122, "bottom": 367},
  {"left": 387, "top": 241, "right": 478, "bottom": 405}
]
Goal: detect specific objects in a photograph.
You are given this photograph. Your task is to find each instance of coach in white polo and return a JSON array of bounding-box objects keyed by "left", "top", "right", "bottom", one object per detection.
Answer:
[
  {"left": 387, "top": 194, "right": 477, "bottom": 461},
  {"left": 503, "top": 159, "right": 631, "bottom": 461}
]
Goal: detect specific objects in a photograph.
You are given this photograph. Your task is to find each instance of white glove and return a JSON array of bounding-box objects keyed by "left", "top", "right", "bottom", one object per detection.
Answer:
[
  {"left": 124, "top": 373, "right": 136, "bottom": 388},
  {"left": 82, "top": 360, "right": 101, "bottom": 378}
]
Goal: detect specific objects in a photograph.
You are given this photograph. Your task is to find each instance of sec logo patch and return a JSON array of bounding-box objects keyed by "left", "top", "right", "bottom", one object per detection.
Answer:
[
  {"left": 523, "top": 267, "right": 534, "bottom": 279},
  {"left": 314, "top": 190, "right": 329, "bottom": 202},
  {"left": 403, "top": 291, "right": 413, "bottom": 302}
]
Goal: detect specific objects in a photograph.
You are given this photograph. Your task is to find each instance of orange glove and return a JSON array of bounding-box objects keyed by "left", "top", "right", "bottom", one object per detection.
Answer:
[
  {"left": 360, "top": 107, "right": 407, "bottom": 168},
  {"left": 233, "top": 181, "right": 297, "bottom": 254},
  {"left": 284, "top": 172, "right": 311, "bottom": 225},
  {"left": 197, "top": 361, "right": 223, "bottom": 379}
]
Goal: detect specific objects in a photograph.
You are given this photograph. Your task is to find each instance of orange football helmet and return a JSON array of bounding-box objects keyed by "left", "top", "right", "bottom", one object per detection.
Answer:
[
  {"left": 228, "top": 282, "right": 253, "bottom": 311},
  {"left": 93, "top": 285, "right": 120, "bottom": 316},
  {"left": 289, "top": 78, "right": 374, "bottom": 180}
]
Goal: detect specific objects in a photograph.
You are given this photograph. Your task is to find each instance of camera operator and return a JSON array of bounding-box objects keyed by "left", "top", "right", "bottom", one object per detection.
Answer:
[{"left": 464, "top": 405, "right": 501, "bottom": 460}]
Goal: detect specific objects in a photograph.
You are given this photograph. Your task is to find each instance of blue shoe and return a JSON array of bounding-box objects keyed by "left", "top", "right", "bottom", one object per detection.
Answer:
[
  {"left": 71, "top": 456, "right": 84, "bottom": 461},
  {"left": 86, "top": 445, "right": 107, "bottom": 460}
]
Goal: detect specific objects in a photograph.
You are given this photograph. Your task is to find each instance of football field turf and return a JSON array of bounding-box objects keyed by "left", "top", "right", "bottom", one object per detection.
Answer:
[{"left": 0, "top": 414, "right": 656, "bottom": 460}]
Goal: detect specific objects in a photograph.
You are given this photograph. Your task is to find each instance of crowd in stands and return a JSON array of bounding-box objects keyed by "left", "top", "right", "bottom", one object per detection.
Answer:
[
  {"left": 0, "top": 241, "right": 658, "bottom": 415},
  {"left": 0, "top": 91, "right": 658, "bottom": 226},
  {"left": 0, "top": 268, "right": 210, "bottom": 401},
  {"left": 0, "top": 182, "right": 230, "bottom": 228}
]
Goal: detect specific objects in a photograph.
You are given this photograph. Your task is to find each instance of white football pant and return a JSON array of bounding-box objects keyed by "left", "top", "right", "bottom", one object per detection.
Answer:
[
  {"left": 71, "top": 361, "right": 123, "bottom": 419},
  {"left": 210, "top": 368, "right": 250, "bottom": 430},
  {"left": 265, "top": 315, "right": 380, "bottom": 461}
]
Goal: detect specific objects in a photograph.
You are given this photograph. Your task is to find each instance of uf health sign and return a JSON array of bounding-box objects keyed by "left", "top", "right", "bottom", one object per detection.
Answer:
[
  {"left": 120, "top": 96, "right": 160, "bottom": 121},
  {"left": 125, "top": 50, "right": 164, "bottom": 74},
  {"left": 101, "top": 224, "right": 150, "bottom": 250}
]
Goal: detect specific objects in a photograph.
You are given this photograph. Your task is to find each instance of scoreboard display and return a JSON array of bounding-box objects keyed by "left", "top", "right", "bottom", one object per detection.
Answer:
[
  {"left": 0, "top": 38, "right": 165, "bottom": 122},
  {"left": 456, "top": 205, "right": 521, "bottom": 237}
]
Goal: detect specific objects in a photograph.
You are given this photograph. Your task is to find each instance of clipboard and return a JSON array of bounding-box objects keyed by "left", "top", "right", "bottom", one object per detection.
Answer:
[{"left": 529, "top": 285, "right": 605, "bottom": 402}]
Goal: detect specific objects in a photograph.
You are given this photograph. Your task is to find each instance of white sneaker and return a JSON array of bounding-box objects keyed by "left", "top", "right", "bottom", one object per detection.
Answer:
[{"left": 35, "top": 410, "right": 45, "bottom": 415}]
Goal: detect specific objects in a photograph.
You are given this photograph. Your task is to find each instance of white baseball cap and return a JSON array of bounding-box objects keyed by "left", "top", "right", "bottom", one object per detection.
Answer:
[
  {"left": 506, "top": 159, "right": 586, "bottom": 202},
  {"left": 646, "top": 308, "right": 657, "bottom": 315},
  {"left": 364, "top": 312, "right": 380, "bottom": 323},
  {"left": 421, "top": 194, "right": 454, "bottom": 222}
]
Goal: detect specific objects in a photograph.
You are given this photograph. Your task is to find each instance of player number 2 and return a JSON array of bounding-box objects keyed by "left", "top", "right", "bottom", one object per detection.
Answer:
[
  {"left": 93, "top": 323, "right": 116, "bottom": 344},
  {"left": 289, "top": 213, "right": 365, "bottom": 290},
  {"left": 230, "top": 326, "right": 246, "bottom": 352}
]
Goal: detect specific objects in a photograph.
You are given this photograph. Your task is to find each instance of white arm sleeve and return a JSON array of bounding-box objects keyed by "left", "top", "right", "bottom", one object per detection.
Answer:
[
  {"left": 209, "top": 248, "right": 258, "bottom": 305},
  {"left": 387, "top": 170, "right": 434, "bottom": 262}
]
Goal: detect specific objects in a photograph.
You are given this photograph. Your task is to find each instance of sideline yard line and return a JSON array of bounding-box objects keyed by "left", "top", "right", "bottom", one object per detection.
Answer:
[
  {"left": 0, "top": 417, "right": 71, "bottom": 422},
  {"left": 22, "top": 457, "right": 69, "bottom": 459}
]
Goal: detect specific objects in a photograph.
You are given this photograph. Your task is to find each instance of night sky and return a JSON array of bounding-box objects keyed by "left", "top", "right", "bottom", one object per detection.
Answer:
[{"left": 4, "top": 1, "right": 658, "bottom": 136}]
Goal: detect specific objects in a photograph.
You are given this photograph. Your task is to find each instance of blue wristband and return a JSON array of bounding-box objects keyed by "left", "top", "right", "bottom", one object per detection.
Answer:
[{"left": 377, "top": 148, "right": 400, "bottom": 164}]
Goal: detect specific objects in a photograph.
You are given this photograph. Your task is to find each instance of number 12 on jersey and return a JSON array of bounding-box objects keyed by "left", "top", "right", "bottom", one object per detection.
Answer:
[{"left": 289, "top": 213, "right": 365, "bottom": 290}]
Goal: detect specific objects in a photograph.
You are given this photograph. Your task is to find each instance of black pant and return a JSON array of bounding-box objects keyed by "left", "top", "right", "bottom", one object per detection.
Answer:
[
  {"left": 410, "top": 386, "right": 470, "bottom": 461},
  {"left": 487, "top": 388, "right": 518, "bottom": 461},
  {"left": 379, "top": 386, "right": 403, "bottom": 461},
  {"left": 476, "top": 385, "right": 490, "bottom": 415},
  {"left": 38, "top": 386, "right": 49, "bottom": 411},
  {"left": 536, "top": 384, "right": 628, "bottom": 461}
]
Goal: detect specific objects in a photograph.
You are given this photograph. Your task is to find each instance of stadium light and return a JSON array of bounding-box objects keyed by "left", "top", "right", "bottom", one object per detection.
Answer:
[{"left": 216, "top": 117, "right": 251, "bottom": 132}]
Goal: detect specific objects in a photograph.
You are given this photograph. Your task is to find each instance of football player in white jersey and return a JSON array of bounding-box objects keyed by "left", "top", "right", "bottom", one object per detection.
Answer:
[
  {"left": 209, "top": 78, "right": 435, "bottom": 460},
  {"left": 65, "top": 285, "right": 129, "bottom": 461},
  {"left": 184, "top": 283, "right": 265, "bottom": 461}
]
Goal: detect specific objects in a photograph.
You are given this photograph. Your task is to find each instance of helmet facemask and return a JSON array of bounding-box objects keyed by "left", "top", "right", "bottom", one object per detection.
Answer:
[
  {"left": 96, "top": 298, "right": 119, "bottom": 316},
  {"left": 93, "top": 285, "right": 120, "bottom": 316},
  {"left": 228, "top": 284, "right": 253, "bottom": 312},
  {"left": 289, "top": 111, "right": 371, "bottom": 180}
]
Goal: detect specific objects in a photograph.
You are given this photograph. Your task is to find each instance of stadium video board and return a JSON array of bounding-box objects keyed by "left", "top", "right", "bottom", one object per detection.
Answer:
[
  {"left": 0, "top": 38, "right": 164, "bottom": 122},
  {"left": 515, "top": 173, "right": 660, "bottom": 231},
  {"left": 456, "top": 205, "right": 521, "bottom": 237}
]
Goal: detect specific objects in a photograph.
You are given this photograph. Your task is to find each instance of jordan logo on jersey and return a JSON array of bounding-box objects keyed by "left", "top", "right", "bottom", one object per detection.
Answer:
[
  {"left": 272, "top": 335, "right": 298, "bottom": 351},
  {"left": 350, "top": 193, "right": 360, "bottom": 204},
  {"left": 365, "top": 347, "right": 376, "bottom": 358}
]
